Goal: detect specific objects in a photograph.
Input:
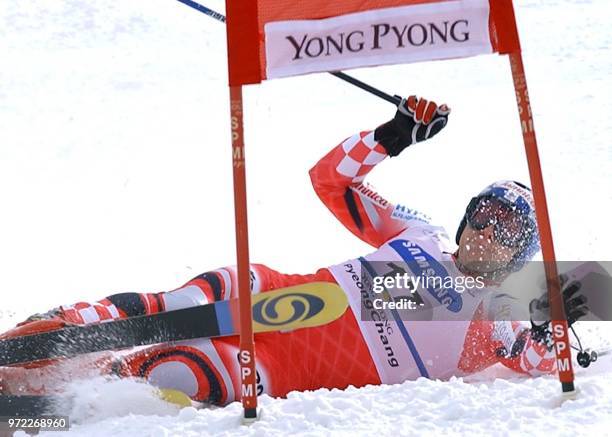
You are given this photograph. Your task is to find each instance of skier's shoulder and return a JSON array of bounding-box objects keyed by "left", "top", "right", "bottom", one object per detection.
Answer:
[{"left": 392, "top": 214, "right": 453, "bottom": 248}]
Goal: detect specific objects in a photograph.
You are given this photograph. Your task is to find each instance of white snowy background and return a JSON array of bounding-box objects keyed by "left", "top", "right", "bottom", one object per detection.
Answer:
[{"left": 1, "top": 0, "right": 611, "bottom": 435}]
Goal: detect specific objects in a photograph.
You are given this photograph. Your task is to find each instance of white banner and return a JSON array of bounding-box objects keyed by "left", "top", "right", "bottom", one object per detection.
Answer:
[{"left": 264, "top": 0, "right": 492, "bottom": 79}]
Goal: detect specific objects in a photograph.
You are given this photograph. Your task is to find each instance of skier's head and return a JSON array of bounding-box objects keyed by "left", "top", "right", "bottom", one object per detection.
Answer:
[{"left": 455, "top": 180, "right": 540, "bottom": 281}]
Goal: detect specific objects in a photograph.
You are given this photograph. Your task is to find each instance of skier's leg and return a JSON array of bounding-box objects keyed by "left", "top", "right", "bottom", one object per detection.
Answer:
[
  {"left": 0, "top": 266, "right": 245, "bottom": 378},
  {"left": 1, "top": 264, "right": 377, "bottom": 402},
  {"left": 1, "top": 265, "right": 249, "bottom": 343},
  {"left": 115, "top": 264, "right": 324, "bottom": 405},
  {"left": 115, "top": 266, "right": 379, "bottom": 403},
  {"left": 0, "top": 264, "right": 318, "bottom": 399},
  {"left": 5, "top": 263, "right": 309, "bottom": 335}
]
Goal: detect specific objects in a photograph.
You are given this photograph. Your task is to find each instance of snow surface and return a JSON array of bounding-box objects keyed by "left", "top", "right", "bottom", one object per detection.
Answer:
[{"left": 1, "top": 0, "right": 611, "bottom": 435}]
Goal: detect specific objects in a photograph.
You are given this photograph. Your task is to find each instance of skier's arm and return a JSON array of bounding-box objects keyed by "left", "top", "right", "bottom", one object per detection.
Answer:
[
  {"left": 458, "top": 317, "right": 556, "bottom": 376},
  {"left": 500, "top": 279, "right": 589, "bottom": 375},
  {"left": 459, "top": 282, "right": 589, "bottom": 376},
  {"left": 465, "top": 294, "right": 557, "bottom": 376},
  {"left": 488, "top": 292, "right": 558, "bottom": 375},
  {"left": 309, "top": 96, "right": 449, "bottom": 247},
  {"left": 494, "top": 321, "right": 557, "bottom": 376}
]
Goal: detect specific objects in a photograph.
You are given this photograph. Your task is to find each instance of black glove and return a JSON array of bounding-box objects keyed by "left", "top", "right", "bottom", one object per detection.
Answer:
[
  {"left": 374, "top": 95, "right": 450, "bottom": 157},
  {"left": 529, "top": 276, "right": 589, "bottom": 345}
]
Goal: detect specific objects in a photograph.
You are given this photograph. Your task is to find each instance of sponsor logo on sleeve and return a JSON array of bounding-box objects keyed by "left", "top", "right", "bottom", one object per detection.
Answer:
[
  {"left": 353, "top": 184, "right": 389, "bottom": 209},
  {"left": 391, "top": 204, "right": 430, "bottom": 223}
]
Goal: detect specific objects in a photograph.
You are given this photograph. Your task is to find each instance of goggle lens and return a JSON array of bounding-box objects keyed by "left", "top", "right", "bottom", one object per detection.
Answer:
[{"left": 467, "top": 198, "right": 531, "bottom": 248}]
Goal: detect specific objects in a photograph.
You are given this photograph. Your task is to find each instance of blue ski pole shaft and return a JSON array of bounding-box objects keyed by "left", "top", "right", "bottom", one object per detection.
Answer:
[{"left": 176, "top": 0, "right": 225, "bottom": 22}]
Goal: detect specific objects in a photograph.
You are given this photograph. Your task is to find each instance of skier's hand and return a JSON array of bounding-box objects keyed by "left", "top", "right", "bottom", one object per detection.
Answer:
[
  {"left": 374, "top": 96, "right": 450, "bottom": 157},
  {"left": 529, "top": 275, "right": 590, "bottom": 329}
]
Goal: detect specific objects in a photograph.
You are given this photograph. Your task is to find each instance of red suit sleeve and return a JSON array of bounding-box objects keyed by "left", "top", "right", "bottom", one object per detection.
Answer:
[
  {"left": 494, "top": 321, "right": 556, "bottom": 375},
  {"left": 309, "top": 131, "right": 427, "bottom": 248},
  {"left": 459, "top": 305, "right": 556, "bottom": 376}
]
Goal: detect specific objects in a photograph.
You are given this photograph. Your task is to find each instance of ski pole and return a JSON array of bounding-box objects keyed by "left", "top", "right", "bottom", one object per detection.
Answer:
[
  {"left": 329, "top": 72, "right": 402, "bottom": 105},
  {"left": 176, "top": 0, "right": 225, "bottom": 22},
  {"left": 175, "top": 0, "right": 401, "bottom": 106}
]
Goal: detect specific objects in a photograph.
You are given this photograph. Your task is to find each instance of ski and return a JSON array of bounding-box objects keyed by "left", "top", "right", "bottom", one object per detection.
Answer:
[{"left": 0, "top": 282, "right": 348, "bottom": 367}]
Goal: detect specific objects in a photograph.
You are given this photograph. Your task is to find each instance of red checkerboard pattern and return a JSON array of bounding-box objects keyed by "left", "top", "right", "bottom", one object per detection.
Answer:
[
  {"left": 61, "top": 299, "right": 121, "bottom": 324},
  {"left": 309, "top": 130, "right": 416, "bottom": 248},
  {"left": 337, "top": 132, "right": 387, "bottom": 183},
  {"left": 514, "top": 335, "right": 556, "bottom": 375}
]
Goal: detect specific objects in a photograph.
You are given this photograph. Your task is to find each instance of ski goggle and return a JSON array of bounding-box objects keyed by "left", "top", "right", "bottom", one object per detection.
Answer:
[{"left": 466, "top": 197, "right": 534, "bottom": 248}]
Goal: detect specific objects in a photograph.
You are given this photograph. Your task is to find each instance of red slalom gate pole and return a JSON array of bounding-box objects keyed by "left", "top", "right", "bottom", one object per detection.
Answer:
[
  {"left": 229, "top": 85, "right": 258, "bottom": 420},
  {"left": 508, "top": 51, "right": 575, "bottom": 394}
]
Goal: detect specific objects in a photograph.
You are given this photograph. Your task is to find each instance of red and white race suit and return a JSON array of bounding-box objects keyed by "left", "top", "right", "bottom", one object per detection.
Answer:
[{"left": 2, "top": 131, "right": 555, "bottom": 404}]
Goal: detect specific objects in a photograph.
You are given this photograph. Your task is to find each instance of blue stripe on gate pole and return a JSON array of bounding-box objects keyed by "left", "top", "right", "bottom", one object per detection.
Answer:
[{"left": 214, "top": 300, "right": 235, "bottom": 336}]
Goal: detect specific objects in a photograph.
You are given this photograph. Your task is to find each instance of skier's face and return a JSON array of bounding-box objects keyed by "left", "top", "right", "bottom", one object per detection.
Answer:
[{"left": 457, "top": 223, "right": 518, "bottom": 273}]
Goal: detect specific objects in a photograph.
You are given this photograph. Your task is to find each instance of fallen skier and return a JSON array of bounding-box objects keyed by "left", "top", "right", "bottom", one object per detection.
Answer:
[{"left": 0, "top": 96, "right": 589, "bottom": 406}]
